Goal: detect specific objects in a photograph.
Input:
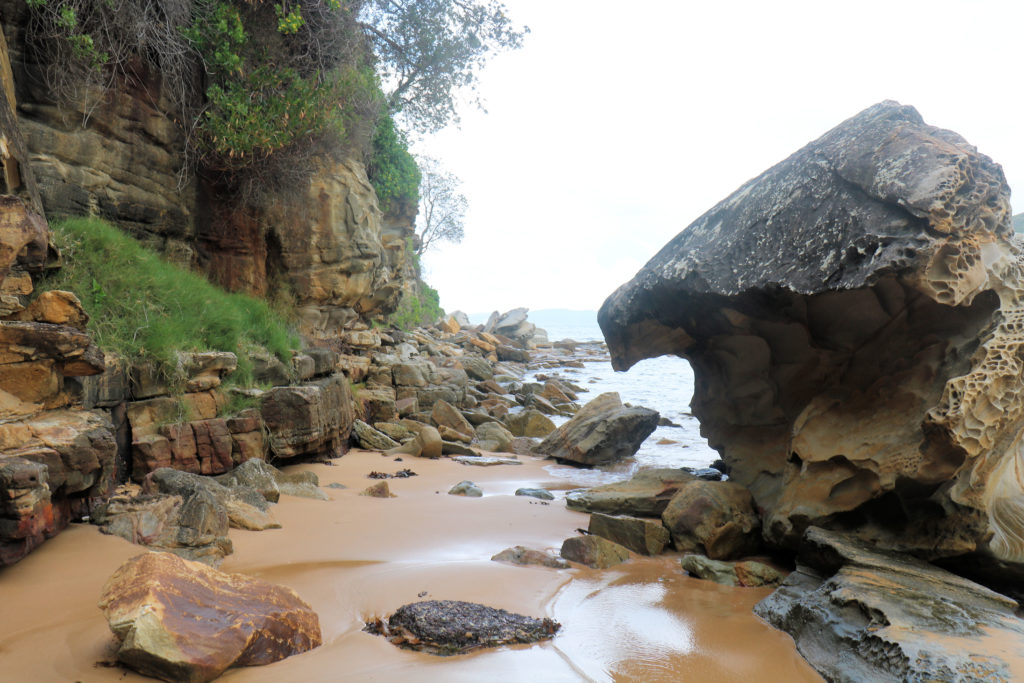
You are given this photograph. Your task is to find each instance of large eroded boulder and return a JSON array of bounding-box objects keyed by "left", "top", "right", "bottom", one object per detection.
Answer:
[
  {"left": 599, "top": 101, "right": 1024, "bottom": 575},
  {"left": 99, "top": 552, "right": 322, "bottom": 683},
  {"left": 534, "top": 392, "right": 658, "bottom": 466}
]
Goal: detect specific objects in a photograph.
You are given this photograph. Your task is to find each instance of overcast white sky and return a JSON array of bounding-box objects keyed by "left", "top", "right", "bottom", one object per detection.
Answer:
[{"left": 414, "top": 0, "right": 1023, "bottom": 315}]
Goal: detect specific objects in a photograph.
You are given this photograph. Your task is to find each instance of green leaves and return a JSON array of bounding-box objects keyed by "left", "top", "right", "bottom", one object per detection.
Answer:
[{"left": 367, "top": 111, "right": 420, "bottom": 212}]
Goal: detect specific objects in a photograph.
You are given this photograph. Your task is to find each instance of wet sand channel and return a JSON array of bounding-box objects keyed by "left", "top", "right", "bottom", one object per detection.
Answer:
[{"left": 0, "top": 450, "right": 820, "bottom": 682}]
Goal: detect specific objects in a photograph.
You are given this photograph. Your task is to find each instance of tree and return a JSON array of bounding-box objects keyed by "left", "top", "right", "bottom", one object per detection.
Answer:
[
  {"left": 415, "top": 156, "right": 466, "bottom": 255},
  {"left": 360, "top": 0, "right": 528, "bottom": 133}
]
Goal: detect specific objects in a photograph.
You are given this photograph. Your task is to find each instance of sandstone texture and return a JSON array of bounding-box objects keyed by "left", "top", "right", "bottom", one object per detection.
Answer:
[
  {"left": 587, "top": 511, "right": 671, "bottom": 556},
  {"left": 566, "top": 468, "right": 695, "bottom": 517},
  {"left": 560, "top": 534, "right": 631, "bottom": 569},
  {"left": 755, "top": 527, "right": 1024, "bottom": 682},
  {"left": 661, "top": 480, "right": 761, "bottom": 559},
  {"left": 534, "top": 392, "right": 658, "bottom": 465},
  {"left": 99, "top": 552, "right": 322, "bottom": 682},
  {"left": 491, "top": 545, "right": 569, "bottom": 569},
  {"left": 600, "top": 101, "right": 1024, "bottom": 574}
]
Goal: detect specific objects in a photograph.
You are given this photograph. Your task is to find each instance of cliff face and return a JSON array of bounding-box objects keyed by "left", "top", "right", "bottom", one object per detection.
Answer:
[
  {"left": 0, "top": 2, "right": 414, "bottom": 335},
  {"left": 600, "top": 102, "right": 1023, "bottom": 578}
]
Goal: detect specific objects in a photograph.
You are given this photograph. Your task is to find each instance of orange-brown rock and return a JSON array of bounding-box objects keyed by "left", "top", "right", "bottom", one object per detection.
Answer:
[
  {"left": 99, "top": 552, "right": 322, "bottom": 683},
  {"left": 13, "top": 290, "right": 88, "bottom": 330},
  {"left": 259, "top": 374, "right": 353, "bottom": 459}
]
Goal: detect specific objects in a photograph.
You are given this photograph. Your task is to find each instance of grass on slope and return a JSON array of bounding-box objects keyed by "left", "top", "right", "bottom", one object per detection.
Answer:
[{"left": 36, "top": 217, "right": 299, "bottom": 385}]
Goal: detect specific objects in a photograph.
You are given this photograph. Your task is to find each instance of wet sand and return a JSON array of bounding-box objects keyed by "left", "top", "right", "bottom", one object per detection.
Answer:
[{"left": 0, "top": 450, "right": 820, "bottom": 682}]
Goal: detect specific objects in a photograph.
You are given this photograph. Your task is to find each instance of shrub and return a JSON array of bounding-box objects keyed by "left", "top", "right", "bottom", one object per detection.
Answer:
[
  {"left": 388, "top": 282, "right": 443, "bottom": 331},
  {"left": 36, "top": 217, "right": 299, "bottom": 385},
  {"left": 367, "top": 110, "right": 421, "bottom": 212}
]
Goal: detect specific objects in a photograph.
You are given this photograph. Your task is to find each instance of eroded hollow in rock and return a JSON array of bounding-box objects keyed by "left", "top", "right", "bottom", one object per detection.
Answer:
[{"left": 618, "top": 275, "right": 1000, "bottom": 553}]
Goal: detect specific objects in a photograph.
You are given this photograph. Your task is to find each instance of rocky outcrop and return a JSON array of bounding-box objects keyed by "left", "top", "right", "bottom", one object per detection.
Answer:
[
  {"left": 600, "top": 101, "right": 1024, "bottom": 575},
  {"left": 755, "top": 527, "right": 1024, "bottom": 682},
  {"left": 534, "top": 392, "right": 658, "bottom": 465},
  {"left": 99, "top": 552, "right": 322, "bottom": 683}
]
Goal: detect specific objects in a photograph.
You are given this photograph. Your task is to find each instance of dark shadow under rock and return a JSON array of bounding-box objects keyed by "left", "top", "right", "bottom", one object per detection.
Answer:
[{"left": 364, "top": 600, "right": 560, "bottom": 655}]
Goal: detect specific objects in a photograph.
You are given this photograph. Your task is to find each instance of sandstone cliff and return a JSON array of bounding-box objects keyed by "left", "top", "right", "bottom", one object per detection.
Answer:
[
  {"left": 0, "top": 0, "right": 415, "bottom": 337},
  {"left": 600, "top": 101, "right": 1023, "bottom": 579}
]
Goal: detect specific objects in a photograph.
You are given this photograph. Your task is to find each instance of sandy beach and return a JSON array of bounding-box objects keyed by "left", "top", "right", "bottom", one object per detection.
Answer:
[{"left": 0, "top": 450, "right": 820, "bottom": 682}]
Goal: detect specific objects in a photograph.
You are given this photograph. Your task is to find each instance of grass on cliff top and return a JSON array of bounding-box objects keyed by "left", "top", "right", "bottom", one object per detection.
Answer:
[{"left": 36, "top": 217, "right": 299, "bottom": 385}]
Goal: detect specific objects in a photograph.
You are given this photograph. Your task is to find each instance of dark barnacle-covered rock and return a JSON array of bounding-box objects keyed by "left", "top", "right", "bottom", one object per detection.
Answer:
[{"left": 364, "top": 600, "right": 560, "bottom": 655}]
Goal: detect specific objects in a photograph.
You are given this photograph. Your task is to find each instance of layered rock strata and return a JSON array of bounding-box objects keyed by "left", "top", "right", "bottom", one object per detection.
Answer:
[
  {"left": 99, "top": 552, "right": 322, "bottom": 682},
  {"left": 755, "top": 527, "right": 1024, "bottom": 681},
  {"left": 599, "top": 101, "right": 1024, "bottom": 574}
]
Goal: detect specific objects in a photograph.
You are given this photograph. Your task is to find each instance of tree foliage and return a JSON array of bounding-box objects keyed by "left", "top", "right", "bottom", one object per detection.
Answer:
[
  {"left": 415, "top": 156, "right": 466, "bottom": 255},
  {"left": 367, "top": 111, "right": 421, "bottom": 213},
  {"left": 360, "top": 0, "right": 528, "bottom": 132}
]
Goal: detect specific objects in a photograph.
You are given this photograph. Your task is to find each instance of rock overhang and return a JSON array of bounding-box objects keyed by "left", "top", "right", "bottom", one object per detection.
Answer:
[{"left": 599, "top": 100, "right": 1024, "bottom": 575}]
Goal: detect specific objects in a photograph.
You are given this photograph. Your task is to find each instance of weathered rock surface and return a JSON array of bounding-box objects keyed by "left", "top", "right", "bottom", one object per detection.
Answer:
[
  {"left": 448, "top": 480, "right": 482, "bottom": 497},
  {"left": 352, "top": 419, "right": 400, "bottom": 451},
  {"left": 491, "top": 545, "right": 568, "bottom": 569},
  {"left": 534, "top": 392, "right": 657, "bottom": 465},
  {"left": 599, "top": 101, "right": 1024, "bottom": 573},
  {"left": 514, "top": 487, "right": 554, "bottom": 501},
  {"left": 661, "top": 480, "right": 761, "bottom": 559},
  {"left": 681, "top": 554, "right": 783, "bottom": 588},
  {"left": 588, "top": 512, "right": 671, "bottom": 556},
  {"left": 99, "top": 552, "right": 321, "bottom": 682},
  {"left": 560, "top": 534, "right": 631, "bottom": 569},
  {"left": 566, "top": 468, "right": 695, "bottom": 517},
  {"left": 502, "top": 409, "right": 556, "bottom": 438},
  {"left": 367, "top": 600, "right": 559, "bottom": 655},
  {"left": 260, "top": 374, "right": 353, "bottom": 459},
  {"left": 755, "top": 527, "right": 1024, "bottom": 682}
]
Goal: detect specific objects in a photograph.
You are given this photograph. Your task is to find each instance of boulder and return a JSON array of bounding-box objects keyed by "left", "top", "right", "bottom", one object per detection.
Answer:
[
  {"left": 460, "top": 356, "right": 493, "bottom": 381},
  {"left": 681, "top": 554, "right": 739, "bottom": 586},
  {"left": 491, "top": 545, "right": 568, "bottom": 569},
  {"left": 534, "top": 392, "right": 657, "bottom": 466},
  {"left": 599, "top": 101, "right": 1024, "bottom": 573},
  {"left": 260, "top": 374, "right": 353, "bottom": 459},
  {"left": 366, "top": 600, "right": 559, "bottom": 655},
  {"left": 99, "top": 552, "right": 321, "bottom": 682},
  {"left": 474, "top": 421, "right": 515, "bottom": 453},
  {"left": 514, "top": 488, "right": 554, "bottom": 501},
  {"left": 566, "top": 468, "right": 695, "bottom": 517},
  {"left": 360, "top": 481, "right": 394, "bottom": 498},
  {"left": 175, "top": 351, "right": 237, "bottom": 392},
  {"left": 352, "top": 420, "right": 400, "bottom": 451},
  {"left": 385, "top": 423, "right": 442, "bottom": 459},
  {"left": 560, "top": 535, "right": 631, "bottom": 569},
  {"left": 447, "top": 480, "right": 482, "bottom": 497},
  {"left": 94, "top": 486, "right": 233, "bottom": 566},
  {"left": 755, "top": 527, "right": 1024, "bottom": 682},
  {"left": 588, "top": 512, "right": 671, "bottom": 556},
  {"left": 661, "top": 480, "right": 761, "bottom": 560}
]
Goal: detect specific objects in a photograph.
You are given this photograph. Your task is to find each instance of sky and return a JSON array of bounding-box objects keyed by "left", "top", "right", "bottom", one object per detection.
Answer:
[{"left": 414, "top": 0, "right": 1024, "bottom": 315}]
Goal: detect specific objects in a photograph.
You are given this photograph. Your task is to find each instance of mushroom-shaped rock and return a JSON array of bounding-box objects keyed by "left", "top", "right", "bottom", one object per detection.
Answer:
[
  {"left": 98, "top": 552, "right": 321, "bottom": 683},
  {"left": 599, "top": 101, "right": 1024, "bottom": 575}
]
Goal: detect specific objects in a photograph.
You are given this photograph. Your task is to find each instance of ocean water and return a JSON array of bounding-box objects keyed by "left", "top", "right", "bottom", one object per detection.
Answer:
[{"left": 519, "top": 312, "right": 721, "bottom": 485}]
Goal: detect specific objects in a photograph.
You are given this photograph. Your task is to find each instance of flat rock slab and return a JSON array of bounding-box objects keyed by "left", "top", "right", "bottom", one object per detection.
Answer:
[
  {"left": 566, "top": 468, "right": 695, "bottom": 517},
  {"left": 452, "top": 455, "right": 522, "bottom": 467},
  {"left": 755, "top": 527, "right": 1024, "bottom": 682},
  {"left": 491, "top": 545, "right": 569, "bottom": 569},
  {"left": 99, "top": 552, "right": 321, "bottom": 683},
  {"left": 588, "top": 512, "right": 670, "bottom": 556},
  {"left": 365, "top": 600, "right": 560, "bottom": 655},
  {"left": 561, "top": 535, "right": 631, "bottom": 569}
]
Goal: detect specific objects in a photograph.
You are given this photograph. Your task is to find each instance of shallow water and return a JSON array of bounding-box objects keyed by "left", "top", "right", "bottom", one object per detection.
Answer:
[{"left": 0, "top": 452, "right": 820, "bottom": 682}]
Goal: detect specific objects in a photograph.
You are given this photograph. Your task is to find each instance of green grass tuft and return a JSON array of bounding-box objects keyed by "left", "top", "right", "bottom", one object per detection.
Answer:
[{"left": 37, "top": 217, "right": 299, "bottom": 385}]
